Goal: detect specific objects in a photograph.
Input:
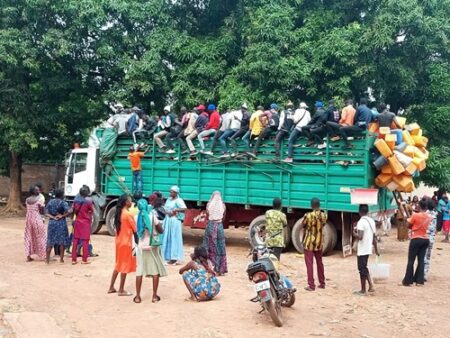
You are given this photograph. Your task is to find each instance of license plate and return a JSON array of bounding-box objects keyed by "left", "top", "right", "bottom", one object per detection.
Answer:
[{"left": 254, "top": 280, "right": 270, "bottom": 292}]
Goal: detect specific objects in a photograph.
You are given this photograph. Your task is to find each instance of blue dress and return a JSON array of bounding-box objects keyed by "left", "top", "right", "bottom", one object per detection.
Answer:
[
  {"left": 182, "top": 260, "right": 221, "bottom": 301},
  {"left": 161, "top": 197, "right": 186, "bottom": 261},
  {"left": 45, "top": 199, "right": 70, "bottom": 247}
]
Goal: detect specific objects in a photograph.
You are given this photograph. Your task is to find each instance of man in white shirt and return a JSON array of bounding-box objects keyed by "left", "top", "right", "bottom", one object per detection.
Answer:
[
  {"left": 283, "top": 102, "right": 311, "bottom": 163},
  {"left": 218, "top": 107, "right": 243, "bottom": 156},
  {"left": 204, "top": 110, "right": 231, "bottom": 155},
  {"left": 354, "top": 204, "right": 379, "bottom": 295}
]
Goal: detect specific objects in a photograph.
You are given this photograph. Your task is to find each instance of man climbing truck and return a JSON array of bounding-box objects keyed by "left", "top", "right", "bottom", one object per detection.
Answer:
[{"left": 64, "top": 128, "right": 396, "bottom": 256}]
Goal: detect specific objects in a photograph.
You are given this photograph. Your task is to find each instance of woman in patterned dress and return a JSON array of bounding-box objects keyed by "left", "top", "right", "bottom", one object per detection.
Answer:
[
  {"left": 202, "top": 191, "right": 228, "bottom": 275},
  {"left": 24, "top": 186, "right": 47, "bottom": 262},
  {"left": 45, "top": 189, "right": 71, "bottom": 264},
  {"left": 179, "top": 246, "right": 221, "bottom": 301}
]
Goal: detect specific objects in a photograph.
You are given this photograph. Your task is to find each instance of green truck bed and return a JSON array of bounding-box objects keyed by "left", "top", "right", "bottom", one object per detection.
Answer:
[{"left": 101, "top": 132, "right": 391, "bottom": 213}]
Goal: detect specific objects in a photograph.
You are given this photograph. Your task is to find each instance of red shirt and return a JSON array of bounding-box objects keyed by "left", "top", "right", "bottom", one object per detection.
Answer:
[
  {"left": 407, "top": 212, "right": 431, "bottom": 239},
  {"left": 206, "top": 111, "right": 220, "bottom": 130}
]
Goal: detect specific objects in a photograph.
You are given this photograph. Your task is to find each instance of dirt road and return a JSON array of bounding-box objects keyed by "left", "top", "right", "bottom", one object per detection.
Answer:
[{"left": 0, "top": 217, "right": 449, "bottom": 338}]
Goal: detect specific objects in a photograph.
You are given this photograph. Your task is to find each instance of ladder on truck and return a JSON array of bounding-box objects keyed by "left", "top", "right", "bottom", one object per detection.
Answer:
[{"left": 392, "top": 190, "right": 411, "bottom": 219}]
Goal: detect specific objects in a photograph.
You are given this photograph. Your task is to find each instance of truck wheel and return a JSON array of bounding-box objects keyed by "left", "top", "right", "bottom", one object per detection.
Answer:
[
  {"left": 248, "top": 215, "right": 266, "bottom": 247},
  {"left": 282, "top": 225, "right": 292, "bottom": 251},
  {"left": 291, "top": 217, "right": 305, "bottom": 253},
  {"left": 91, "top": 203, "right": 102, "bottom": 234},
  {"left": 291, "top": 218, "right": 338, "bottom": 256},
  {"left": 322, "top": 221, "right": 338, "bottom": 256},
  {"left": 105, "top": 206, "right": 117, "bottom": 236},
  {"left": 248, "top": 215, "right": 291, "bottom": 249}
]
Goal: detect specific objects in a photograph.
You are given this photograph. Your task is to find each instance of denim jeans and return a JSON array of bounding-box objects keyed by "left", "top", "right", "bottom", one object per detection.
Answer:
[
  {"left": 287, "top": 128, "right": 302, "bottom": 158},
  {"left": 219, "top": 129, "right": 238, "bottom": 153},
  {"left": 132, "top": 170, "right": 143, "bottom": 193}
]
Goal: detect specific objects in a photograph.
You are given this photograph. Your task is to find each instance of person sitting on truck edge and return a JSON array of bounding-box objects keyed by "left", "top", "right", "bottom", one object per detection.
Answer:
[
  {"left": 252, "top": 103, "right": 280, "bottom": 156},
  {"left": 283, "top": 101, "right": 311, "bottom": 163},
  {"left": 339, "top": 97, "right": 371, "bottom": 148},
  {"left": 274, "top": 101, "right": 295, "bottom": 161},
  {"left": 198, "top": 104, "right": 220, "bottom": 153},
  {"left": 173, "top": 107, "right": 198, "bottom": 153},
  {"left": 128, "top": 145, "right": 149, "bottom": 193},
  {"left": 243, "top": 105, "right": 264, "bottom": 156},
  {"left": 302, "top": 101, "right": 328, "bottom": 148},
  {"left": 163, "top": 108, "right": 183, "bottom": 154},
  {"left": 186, "top": 105, "right": 209, "bottom": 156},
  {"left": 204, "top": 109, "right": 231, "bottom": 155},
  {"left": 326, "top": 99, "right": 356, "bottom": 141},
  {"left": 218, "top": 107, "right": 243, "bottom": 157},
  {"left": 229, "top": 103, "right": 250, "bottom": 156},
  {"left": 264, "top": 198, "right": 287, "bottom": 261},
  {"left": 302, "top": 198, "right": 327, "bottom": 291},
  {"left": 354, "top": 204, "right": 379, "bottom": 295},
  {"left": 153, "top": 106, "right": 173, "bottom": 150},
  {"left": 377, "top": 103, "right": 400, "bottom": 128}
]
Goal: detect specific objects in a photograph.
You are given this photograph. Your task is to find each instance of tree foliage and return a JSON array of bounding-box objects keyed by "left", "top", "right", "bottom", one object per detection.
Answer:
[{"left": 1, "top": 0, "right": 449, "bottom": 205}]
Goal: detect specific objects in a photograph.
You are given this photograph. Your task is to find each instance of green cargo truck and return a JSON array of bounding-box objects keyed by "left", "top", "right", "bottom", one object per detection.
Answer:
[{"left": 64, "top": 129, "right": 394, "bottom": 256}]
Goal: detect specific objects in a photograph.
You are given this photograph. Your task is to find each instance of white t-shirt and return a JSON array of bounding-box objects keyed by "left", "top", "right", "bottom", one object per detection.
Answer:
[
  {"left": 219, "top": 112, "right": 231, "bottom": 131},
  {"left": 293, "top": 108, "right": 311, "bottom": 130},
  {"left": 356, "top": 216, "right": 376, "bottom": 256},
  {"left": 229, "top": 110, "right": 242, "bottom": 130}
]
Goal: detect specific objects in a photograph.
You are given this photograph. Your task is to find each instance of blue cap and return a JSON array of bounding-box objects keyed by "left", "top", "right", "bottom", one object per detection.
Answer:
[
  {"left": 314, "top": 101, "right": 324, "bottom": 108},
  {"left": 270, "top": 103, "right": 278, "bottom": 110},
  {"left": 207, "top": 104, "right": 216, "bottom": 111}
]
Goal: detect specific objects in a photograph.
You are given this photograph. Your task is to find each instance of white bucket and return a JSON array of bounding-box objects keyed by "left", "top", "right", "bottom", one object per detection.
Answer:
[{"left": 369, "top": 256, "right": 390, "bottom": 282}]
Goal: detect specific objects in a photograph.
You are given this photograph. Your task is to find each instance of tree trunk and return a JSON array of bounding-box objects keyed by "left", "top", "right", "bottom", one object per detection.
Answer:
[{"left": 3, "top": 151, "right": 24, "bottom": 213}]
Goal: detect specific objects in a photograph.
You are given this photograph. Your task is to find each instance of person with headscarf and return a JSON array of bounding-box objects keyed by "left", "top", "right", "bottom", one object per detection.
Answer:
[
  {"left": 108, "top": 194, "right": 136, "bottom": 296},
  {"left": 134, "top": 193, "right": 167, "bottom": 303},
  {"left": 71, "top": 185, "right": 94, "bottom": 264},
  {"left": 24, "top": 185, "right": 47, "bottom": 262},
  {"left": 202, "top": 191, "right": 228, "bottom": 275},
  {"left": 161, "top": 186, "right": 187, "bottom": 264}
]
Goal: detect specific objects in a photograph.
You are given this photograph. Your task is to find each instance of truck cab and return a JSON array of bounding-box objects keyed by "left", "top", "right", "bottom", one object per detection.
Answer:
[{"left": 64, "top": 147, "right": 98, "bottom": 200}]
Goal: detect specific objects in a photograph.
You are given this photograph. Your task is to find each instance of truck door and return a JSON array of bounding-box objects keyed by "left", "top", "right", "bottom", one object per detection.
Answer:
[{"left": 65, "top": 150, "right": 89, "bottom": 197}]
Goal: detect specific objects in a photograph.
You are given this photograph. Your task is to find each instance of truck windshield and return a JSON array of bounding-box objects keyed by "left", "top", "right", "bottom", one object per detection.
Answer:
[{"left": 67, "top": 153, "right": 87, "bottom": 183}]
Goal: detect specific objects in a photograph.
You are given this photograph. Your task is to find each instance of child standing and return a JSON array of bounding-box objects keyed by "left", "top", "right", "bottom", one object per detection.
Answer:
[{"left": 127, "top": 145, "right": 149, "bottom": 193}]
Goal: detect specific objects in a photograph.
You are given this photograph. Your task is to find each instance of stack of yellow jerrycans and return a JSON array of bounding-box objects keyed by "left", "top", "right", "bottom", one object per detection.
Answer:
[{"left": 370, "top": 117, "right": 428, "bottom": 193}]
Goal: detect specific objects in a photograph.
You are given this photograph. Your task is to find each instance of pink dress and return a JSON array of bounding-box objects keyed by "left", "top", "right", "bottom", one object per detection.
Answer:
[
  {"left": 73, "top": 197, "right": 93, "bottom": 240},
  {"left": 24, "top": 198, "right": 47, "bottom": 258}
]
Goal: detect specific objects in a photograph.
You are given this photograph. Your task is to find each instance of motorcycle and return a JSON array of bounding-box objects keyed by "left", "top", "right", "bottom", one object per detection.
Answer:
[{"left": 246, "top": 243, "right": 296, "bottom": 327}]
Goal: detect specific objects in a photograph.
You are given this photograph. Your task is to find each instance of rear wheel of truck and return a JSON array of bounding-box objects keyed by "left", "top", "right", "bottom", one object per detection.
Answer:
[
  {"left": 248, "top": 215, "right": 291, "bottom": 248},
  {"left": 105, "top": 206, "right": 117, "bottom": 236},
  {"left": 291, "top": 218, "right": 337, "bottom": 256},
  {"left": 91, "top": 203, "right": 102, "bottom": 234}
]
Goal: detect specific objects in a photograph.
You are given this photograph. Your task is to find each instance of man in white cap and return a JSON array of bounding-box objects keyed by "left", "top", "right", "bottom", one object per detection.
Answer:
[
  {"left": 284, "top": 102, "right": 311, "bottom": 163},
  {"left": 154, "top": 105, "right": 173, "bottom": 150}
]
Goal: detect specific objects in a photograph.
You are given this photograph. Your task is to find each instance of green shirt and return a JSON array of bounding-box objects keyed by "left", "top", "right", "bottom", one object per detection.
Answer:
[{"left": 265, "top": 209, "right": 287, "bottom": 248}]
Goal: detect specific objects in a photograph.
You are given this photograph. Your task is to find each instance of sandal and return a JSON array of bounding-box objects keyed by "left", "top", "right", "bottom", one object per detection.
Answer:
[
  {"left": 353, "top": 291, "right": 366, "bottom": 296},
  {"left": 133, "top": 296, "right": 142, "bottom": 303},
  {"left": 107, "top": 289, "right": 117, "bottom": 294},
  {"left": 152, "top": 295, "right": 161, "bottom": 303}
]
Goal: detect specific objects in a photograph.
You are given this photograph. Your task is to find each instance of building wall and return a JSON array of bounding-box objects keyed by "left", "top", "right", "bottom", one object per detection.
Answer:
[{"left": 0, "top": 163, "right": 65, "bottom": 197}]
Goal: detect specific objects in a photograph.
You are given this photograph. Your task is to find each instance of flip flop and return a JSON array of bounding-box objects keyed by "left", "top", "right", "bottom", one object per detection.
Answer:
[
  {"left": 107, "top": 289, "right": 117, "bottom": 294},
  {"left": 152, "top": 296, "right": 161, "bottom": 303},
  {"left": 133, "top": 296, "right": 141, "bottom": 303},
  {"left": 72, "top": 261, "right": 78, "bottom": 265},
  {"left": 118, "top": 291, "right": 133, "bottom": 296},
  {"left": 353, "top": 291, "right": 366, "bottom": 296},
  {"left": 81, "top": 261, "right": 91, "bottom": 265}
]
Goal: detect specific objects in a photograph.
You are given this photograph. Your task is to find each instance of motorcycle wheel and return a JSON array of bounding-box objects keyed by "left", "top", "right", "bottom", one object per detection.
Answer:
[
  {"left": 281, "top": 292, "right": 296, "bottom": 308},
  {"left": 264, "top": 287, "right": 283, "bottom": 327}
]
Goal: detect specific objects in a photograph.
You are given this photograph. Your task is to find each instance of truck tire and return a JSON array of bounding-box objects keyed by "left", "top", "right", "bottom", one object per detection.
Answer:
[
  {"left": 91, "top": 203, "right": 102, "bottom": 234},
  {"left": 248, "top": 215, "right": 291, "bottom": 249},
  {"left": 248, "top": 215, "right": 266, "bottom": 247},
  {"left": 105, "top": 206, "right": 117, "bottom": 236},
  {"left": 291, "top": 218, "right": 338, "bottom": 256}
]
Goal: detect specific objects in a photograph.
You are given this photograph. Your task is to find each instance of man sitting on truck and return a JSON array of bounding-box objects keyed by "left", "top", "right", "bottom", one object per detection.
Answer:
[
  {"left": 264, "top": 198, "right": 287, "bottom": 261},
  {"left": 186, "top": 105, "right": 209, "bottom": 156},
  {"left": 153, "top": 106, "right": 174, "bottom": 150},
  {"left": 326, "top": 99, "right": 356, "bottom": 141},
  {"left": 252, "top": 103, "right": 280, "bottom": 156},
  {"left": 339, "top": 97, "right": 371, "bottom": 148},
  {"left": 218, "top": 107, "right": 243, "bottom": 157}
]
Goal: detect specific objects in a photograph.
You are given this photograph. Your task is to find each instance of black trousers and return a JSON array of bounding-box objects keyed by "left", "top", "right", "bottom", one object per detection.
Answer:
[
  {"left": 274, "top": 130, "right": 288, "bottom": 157},
  {"left": 339, "top": 125, "right": 365, "bottom": 143},
  {"left": 402, "top": 238, "right": 430, "bottom": 285},
  {"left": 326, "top": 121, "right": 341, "bottom": 137},
  {"left": 253, "top": 126, "right": 274, "bottom": 154},
  {"left": 210, "top": 130, "right": 224, "bottom": 151},
  {"left": 270, "top": 247, "right": 283, "bottom": 261},
  {"left": 357, "top": 255, "right": 369, "bottom": 279},
  {"left": 437, "top": 212, "right": 443, "bottom": 232}
]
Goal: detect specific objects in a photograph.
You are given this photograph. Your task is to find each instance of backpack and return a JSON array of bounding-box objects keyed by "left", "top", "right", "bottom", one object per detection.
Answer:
[{"left": 126, "top": 113, "right": 138, "bottom": 134}]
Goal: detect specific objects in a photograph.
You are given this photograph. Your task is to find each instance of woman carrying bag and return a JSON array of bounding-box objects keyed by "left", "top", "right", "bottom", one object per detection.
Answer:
[{"left": 134, "top": 193, "right": 167, "bottom": 303}]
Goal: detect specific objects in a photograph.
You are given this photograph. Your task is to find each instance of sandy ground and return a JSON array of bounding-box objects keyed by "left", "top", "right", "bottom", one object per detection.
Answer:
[{"left": 0, "top": 217, "right": 449, "bottom": 338}]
